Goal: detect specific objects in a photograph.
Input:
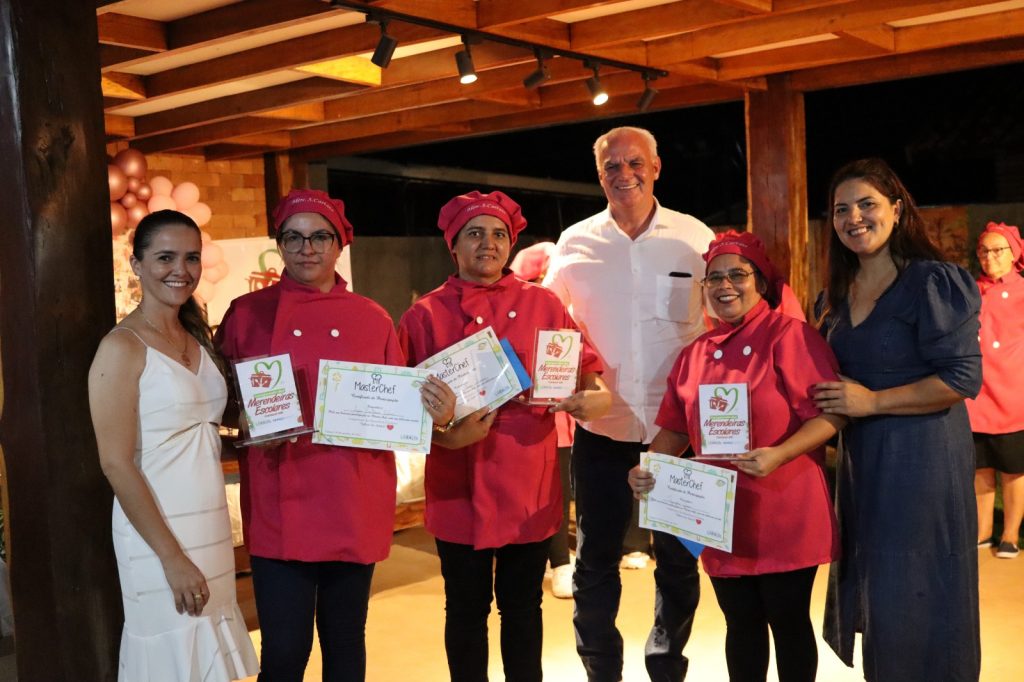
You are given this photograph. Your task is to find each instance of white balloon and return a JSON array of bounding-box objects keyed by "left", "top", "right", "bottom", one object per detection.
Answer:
[
  {"left": 194, "top": 279, "right": 215, "bottom": 305},
  {"left": 149, "top": 175, "right": 174, "bottom": 197},
  {"left": 148, "top": 194, "right": 177, "bottom": 213},
  {"left": 172, "top": 182, "right": 201, "bottom": 211},
  {"left": 186, "top": 201, "right": 212, "bottom": 227},
  {"left": 203, "top": 260, "right": 229, "bottom": 284},
  {"left": 201, "top": 241, "right": 224, "bottom": 268}
]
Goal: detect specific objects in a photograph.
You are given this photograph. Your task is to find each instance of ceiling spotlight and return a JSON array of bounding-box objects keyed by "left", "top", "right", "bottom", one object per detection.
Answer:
[
  {"left": 523, "top": 49, "right": 551, "bottom": 90},
  {"left": 370, "top": 19, "right": 398, "bottom": 68},
  {"left": 637, "top": 73, "right": 658, "bottom": 111},
  {"left": 585, "top": 61, "right": 608, "bottom": 106},
  {"left": 455, "top": 38, "right": 477, "bottom": 84}
]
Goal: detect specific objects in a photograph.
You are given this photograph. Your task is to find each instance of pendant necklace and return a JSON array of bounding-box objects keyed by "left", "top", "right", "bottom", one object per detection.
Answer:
[{"left": 141, "top": 314, "right": 192, "bottom": 367}]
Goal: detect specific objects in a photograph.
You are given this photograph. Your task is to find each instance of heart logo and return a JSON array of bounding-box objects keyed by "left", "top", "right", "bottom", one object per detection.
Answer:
[
  {"left": 479, "top": 389, "right": 487, "bottom": 396},
  {"left": 713, "top": 386, "right": 738, "bottom": 412},
  {"left": 252, "top": 360, "right": 283, "bottom": 389},
  {"left": 386, "top": 424, "right": 394, "bottom": 430},
  {"left": 695, "top": 519, "right": 702, "bottom": 525},
  {"left": 548, "top": 333, "right": 573, "bottom": 358}
]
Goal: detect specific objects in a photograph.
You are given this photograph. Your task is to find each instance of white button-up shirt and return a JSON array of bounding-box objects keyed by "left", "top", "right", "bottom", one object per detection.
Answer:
[{"left": 544, "top": 202, "right": 714, "bottom": 443}]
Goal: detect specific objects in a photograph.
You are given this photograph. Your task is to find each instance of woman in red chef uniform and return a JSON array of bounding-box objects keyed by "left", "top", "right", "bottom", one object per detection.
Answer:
[
  {"left": 629, "top": 231, "right": 844, "bottom": 682},
  {"left": 398, "top": 191, "right": 610, "bottom": 682},
  {"left": 216, "top": 190, "right": 455, "bottom": 682},
  {"left": 967, "top": 221, "right": 1024, "bottom": 559}
]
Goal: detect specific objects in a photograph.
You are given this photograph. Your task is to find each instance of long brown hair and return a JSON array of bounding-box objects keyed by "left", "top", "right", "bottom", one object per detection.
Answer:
[
  {"left": 132, "top": 210, "right": 217, "bottom": 362},
  {"left": 824, "top": 158, "right": 942, "bottom": 312}
]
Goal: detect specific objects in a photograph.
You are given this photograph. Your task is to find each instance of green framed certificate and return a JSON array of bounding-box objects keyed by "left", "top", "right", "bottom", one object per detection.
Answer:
[
  {"left": 415, "top": 326, "right": 525, "bottom": 420},
  {"left": 639, "top": 452, "right": 738, "bottom": 552},
  {"left": 312, "top": 360, "right": 433, "bottom": 452}
]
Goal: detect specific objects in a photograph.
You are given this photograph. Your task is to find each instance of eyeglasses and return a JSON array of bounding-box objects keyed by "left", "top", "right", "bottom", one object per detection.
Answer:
[
  {"left": 976, "top": 246, "right": 1011, "bottom": 258},
  {"left": 702, "top": 269, "right": 755, "bottom": 287},
  {"left": 279, "top": 231, "right": 336, "bottom": 254}
]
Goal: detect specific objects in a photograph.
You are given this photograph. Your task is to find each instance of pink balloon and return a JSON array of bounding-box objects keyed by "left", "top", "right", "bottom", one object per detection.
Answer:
[
  {"left": 201, "top": 242, "right": 223, "bottom": 268},
  {"left": 185, "top": 201, "right": 212, "bottom": 227},
  {"left": 136, "top": 183, "right": 153, "bottom": 202},
  {"left": 108, "top": 164, "right": 127, "bottom": 201},
  {"left": 113, "top": 148, "right": 148, "bottom": 180},
  {"left": 194, "top": 279, "right": 215, "bottom": 305},
  {"left": 148, "top": 194, "right": 177, "bottom": 213},
  {"left": 126, "top": 203, "right": 149, "bottom": 230},
  {"left": 149, "top": 176, "right": 174, "bottom": 197},
  {"left": 110, "top": 202, "right": 127, "bottom": 236},
  {"left": 200, "top": 230, "right": 213, "bottom": 244},
  {"left": 120, "top": 192, "right": 138, "bottom": 209},
  {"left": 203, "top": 260, "right": 229, "bottom": 284},
  {"left": 171, "top": 182, "right": 200, "bottom": 211}
]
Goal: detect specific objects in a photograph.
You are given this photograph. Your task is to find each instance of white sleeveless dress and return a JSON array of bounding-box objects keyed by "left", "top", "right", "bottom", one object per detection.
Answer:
[{"left": 111, "top": 330, "right": 259, "bottom": 681}]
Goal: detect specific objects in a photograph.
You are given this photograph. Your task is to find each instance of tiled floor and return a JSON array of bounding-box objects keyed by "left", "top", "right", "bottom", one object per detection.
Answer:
[{"left": 237, "top": 527, "right": 1023, "bottom": 681}]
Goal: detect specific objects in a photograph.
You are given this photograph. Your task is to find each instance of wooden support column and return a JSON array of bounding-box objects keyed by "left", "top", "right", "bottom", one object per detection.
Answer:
[
  {"left": 745, "top": 74, "right": 809, "bottom": 308},
  {"left": 264, "top": 151, "right": 310, "bottom": 234},
  {"left": 0, "top": 1, "right": 122, "bottom": 679}
]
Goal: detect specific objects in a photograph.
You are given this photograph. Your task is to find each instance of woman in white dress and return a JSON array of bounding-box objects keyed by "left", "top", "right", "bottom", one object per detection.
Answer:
[{"left": 89, "top": 210, "right": 259, "bottom": 681}]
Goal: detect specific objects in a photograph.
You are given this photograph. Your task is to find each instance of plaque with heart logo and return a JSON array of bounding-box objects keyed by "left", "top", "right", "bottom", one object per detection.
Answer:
[
  {"left": 233, "top": 352, "right": 313, "bottom": 446},
  {"left": 530, "top": 329, "right": 583, "bottom": 403},
  {"left": 696, "top": 383, "right": 751, "bottom": 457}
]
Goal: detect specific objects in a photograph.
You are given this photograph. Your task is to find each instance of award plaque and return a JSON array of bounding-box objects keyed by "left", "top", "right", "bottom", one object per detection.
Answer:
[
  {"left": 528, "top": 329, "right": 582, "bottom": 404},
  {"left": 693, "top": 382, "right": 751, "bottom": 460},
  {"left": 233, "top": 353, "right": 313, "bottom": 447}
]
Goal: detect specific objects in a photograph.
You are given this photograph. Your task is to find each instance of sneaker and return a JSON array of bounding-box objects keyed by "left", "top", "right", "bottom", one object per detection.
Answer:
[
  {"left": 978, "top": 538, "right": 993, "bottom": 549},
  {"left": 620, "top": 551, "right": 650, "bottom": 570},
  {"left": 551, "top": 564, "right": 574, "bottom": 599},
  {"left": 996, "top": 541, "right": 1020, "bottom": 559}
]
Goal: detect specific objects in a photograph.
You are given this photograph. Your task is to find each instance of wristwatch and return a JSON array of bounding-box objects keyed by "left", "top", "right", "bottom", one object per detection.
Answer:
[{"left": 433, "top": 414, "right": 457, "bottom": 433}]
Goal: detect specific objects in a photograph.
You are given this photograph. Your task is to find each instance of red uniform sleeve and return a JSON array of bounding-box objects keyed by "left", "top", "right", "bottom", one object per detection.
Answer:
[
  {"left": 774, "top": 319, "right": 840, "bottom": 422},
  {"left": 655, "top": 347, "right": 691, "bottom": 435}
]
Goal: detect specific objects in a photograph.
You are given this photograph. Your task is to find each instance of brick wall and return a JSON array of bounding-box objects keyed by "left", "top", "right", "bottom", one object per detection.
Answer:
[{"left": 144, "top": 154, "right": 268, "bottom": 240}]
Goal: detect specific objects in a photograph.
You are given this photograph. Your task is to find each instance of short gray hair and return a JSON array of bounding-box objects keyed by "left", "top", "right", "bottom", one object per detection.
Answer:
[{"left": 592, "top": 126, "right": 659, "bottom": 165}]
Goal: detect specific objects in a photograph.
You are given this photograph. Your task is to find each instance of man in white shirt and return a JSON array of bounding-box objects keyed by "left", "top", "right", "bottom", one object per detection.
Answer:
[{"left": 544, "top": 127, "right": 714, "bottom": 682}]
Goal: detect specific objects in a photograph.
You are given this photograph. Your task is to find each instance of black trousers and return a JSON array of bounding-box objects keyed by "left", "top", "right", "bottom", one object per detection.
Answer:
[
  {"left": 435, "top": 537, "right": 551, "bottom": 682},
  {"left": 251, "top": 556, "right": 375, "bottom": 682},
  {"left": 709, "top": 566, "right": 819, "bottom": 682},
  {"left": 571, "top": 426, "right": 700, "bottom": 682}
]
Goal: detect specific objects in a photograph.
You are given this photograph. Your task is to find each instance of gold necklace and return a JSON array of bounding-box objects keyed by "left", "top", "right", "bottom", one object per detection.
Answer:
[{"left": 141, "top": 314, "right": 192, "bottom": 367}]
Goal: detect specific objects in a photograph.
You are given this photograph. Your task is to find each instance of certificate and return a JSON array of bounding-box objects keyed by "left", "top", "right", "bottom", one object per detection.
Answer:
[
  {"left": 639, "top": 452, "right": 737, "bottom": 552},
  {"left": 312, "top": 360, "right": 433, "bottom": 452},
  {"left": 232, "top": 353, "right": 312, "bottom": 446},
  {"left": 529, "top": 329, "right": 581, "bottom": 403},
  {"left": 696, "top": 382, "right": 751, "bottom": 458},
  {"left": 415, "top": 326, "right": 526, "bottom": 420}
]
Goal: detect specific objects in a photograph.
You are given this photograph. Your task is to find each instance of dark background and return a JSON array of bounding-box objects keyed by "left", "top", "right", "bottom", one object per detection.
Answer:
[{"left": 330, "top": 62, "right": 1024, "bottom": 239}]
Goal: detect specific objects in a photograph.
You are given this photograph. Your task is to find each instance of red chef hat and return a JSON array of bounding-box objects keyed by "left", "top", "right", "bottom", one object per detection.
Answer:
[
  {"left": 979, "top": 221, "right": 1023, "bottom": 272},
  {"left": 272, "top": 189, "right": 354, "bottom": 247},
  {"left": 437, "top": 190, "right": 527, "bottom": 251},
  {"left": 703, "top": 230, "right": 784, "bottom": 307}
]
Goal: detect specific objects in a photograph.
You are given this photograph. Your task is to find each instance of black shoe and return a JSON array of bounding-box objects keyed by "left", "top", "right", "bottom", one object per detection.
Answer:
[
  {"left": 977, "top": 538, "right": 993, "bottom": 549},
  {"left": 996, "top": 541, "right": 1019, "bottom": 559}
]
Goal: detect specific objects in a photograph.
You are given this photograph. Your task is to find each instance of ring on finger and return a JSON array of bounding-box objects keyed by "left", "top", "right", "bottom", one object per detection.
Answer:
[{"left": 193, "top": 592, "right": 204, "bottom": 601}]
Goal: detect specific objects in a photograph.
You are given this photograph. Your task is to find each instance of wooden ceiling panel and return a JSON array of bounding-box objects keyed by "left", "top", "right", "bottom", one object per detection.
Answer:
[{"left": 95, "top": 0, "right": 1023, "bottom": 158}]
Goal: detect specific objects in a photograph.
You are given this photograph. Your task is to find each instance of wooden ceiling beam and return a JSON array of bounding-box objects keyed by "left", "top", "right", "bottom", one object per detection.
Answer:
[
  {"left": 369, "top": 0, "right": 478, "bottom": 24},
  {"left": 539, "top": 71, "right": 701, "bottom": 108},
  {"left": 202, "top": 144, "right": 279, "bottom": 161},
  {"left": 132, "top": 79, "right": 354, "bottom": 137},
  {"left": 223, "top": 131, "right": 294, "bottom": 148},
  {"left": 303, "top": 82, "right": 741, "bottom": 158},
  {"left": 322, "top": 56, "right": 594, "bottom": 123},
  {"left": 101, "top": 72, "right": 146, "bottom": 100},
  {"left": 380, "top": 42, "right": 531, "bottom": 87},
  {"left": 291, "top": 100, "right": 514, "bottom": 148},
  {"left": 838, "top": 26, "right": 896, "bottom": 51},
  {"left": 649, "top": 0, "right": 998, "bottom": 64},
  {"left": 569, "top": 0, "right": 854, "bottom": 50},
  {"left": 255, "top": 103, "right": 328, "bottom": 123},
  {"left": 104, "top": 114, "right": 134, "bottom": 139},
  {"left": 470, "top": 88, "right": 542, "bottom": 107},
  {"left": 716, "top": 36, "right": 883, "bottom": 80},
  {"left": 97, "top": 12, "right": 166, "bottom": 51},
  {"left": 477, "top": 1, "right": 618, "bottom": 28},
  {"left": 132, "top": 117, "right": 308, "bottom": 154},
  {"left": 145, "top": 22, "right": 445, "bottom": 100},
  {"left": 894, "top": 7, "right": 1024, "bottom": 52},
  {"left": 714, "top": 0, "right": 774, "bottom": 12},
  {"left": 167, "top": 0, "right": 342, "bottom": 49},
  {"left": 99, "top": 44, "right": 152, "bottom": 71},
  {"left": 788, "top": 36, "right": 1024, "bottom": 91}
]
